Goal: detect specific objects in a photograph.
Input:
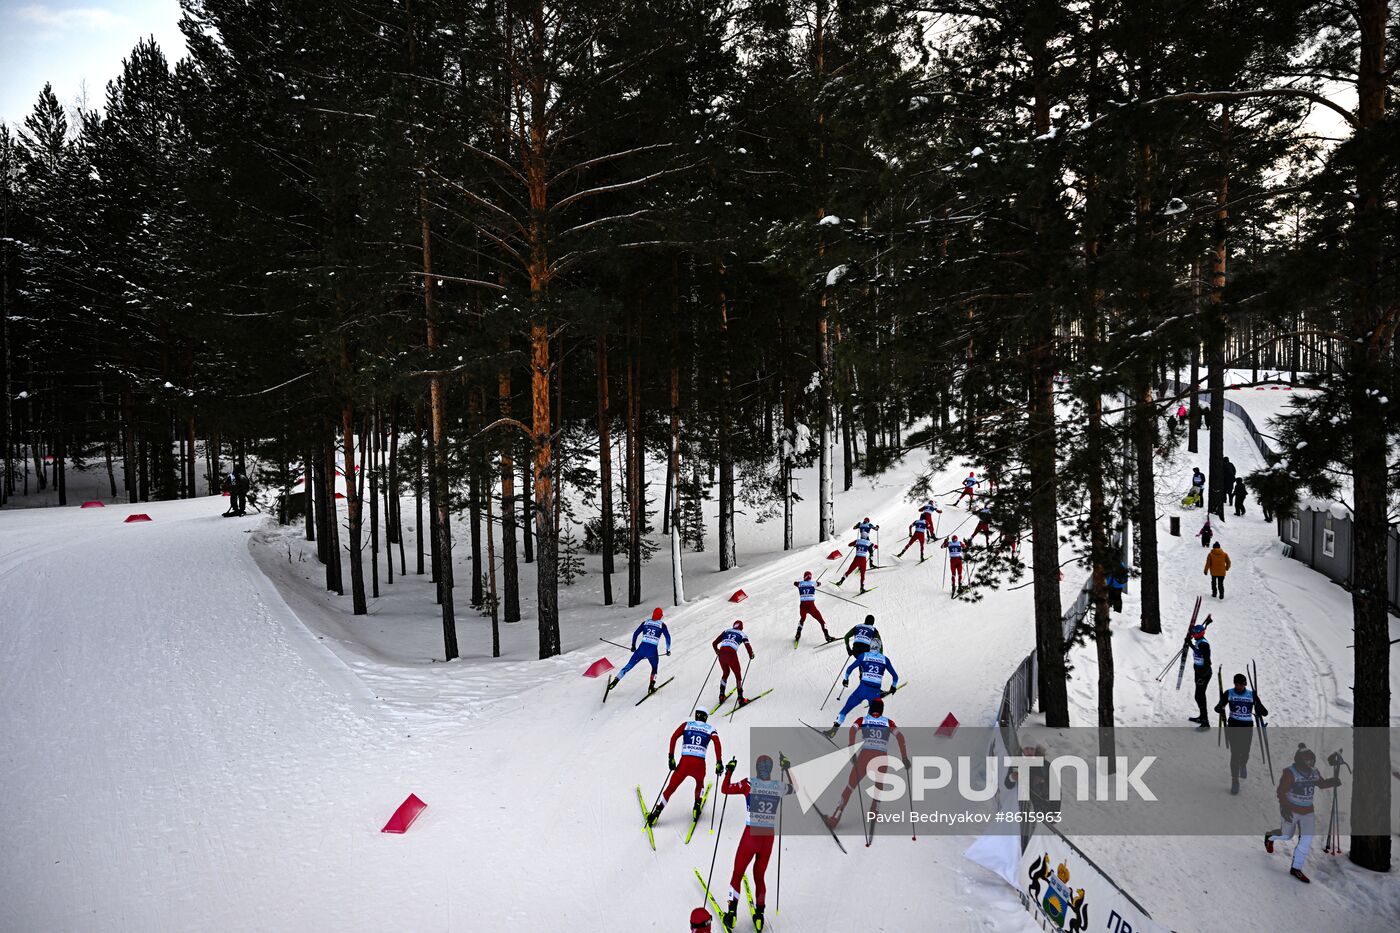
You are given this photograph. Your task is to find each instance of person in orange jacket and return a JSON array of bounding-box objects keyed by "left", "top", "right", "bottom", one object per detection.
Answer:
[{"left": 1204, "top": 542, "right": 1232, "bottom": 599}]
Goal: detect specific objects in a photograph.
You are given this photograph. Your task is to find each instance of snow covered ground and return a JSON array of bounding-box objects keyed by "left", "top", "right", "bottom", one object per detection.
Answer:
[
  {"left": 1062, "top": 402, "right": 1400, "bottom": 930},
  {"left": 2, "top": 444, "right": 1063, "bottom": 932},
  {"left": 5, "top": 401, "right": 1395, "bottom": 932}
]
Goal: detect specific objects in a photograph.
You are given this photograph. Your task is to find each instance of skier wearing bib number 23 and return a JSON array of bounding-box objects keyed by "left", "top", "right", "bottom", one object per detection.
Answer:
[
  {"left": 720, "top": 754, "right": 794, "bottom": 931},
  {"left": 648, "top": 710, "right": 724, "bottom": 826},
  {"left": 825, "top": 647, "right": 899, "bottom": 735},
  {"left": 607, "top": 607, "right": 672, "bottom": 693}
]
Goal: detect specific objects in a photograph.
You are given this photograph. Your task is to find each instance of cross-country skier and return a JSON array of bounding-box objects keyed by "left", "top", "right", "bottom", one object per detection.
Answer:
[
  {"left": 971, "top": 506, "right": 994, "bottom": 546},
  {"left": 919, "top": 500, "right": 942, "bottom": 531},
  {"left": 953, "top": 471, "right": 978, "bottom": 507},
  {"left": 793, "top": 572, "right": 836, "bottom": 646},
  {"left": 1265, "top": 744, "right": 1342, "bottom": 883},
  {"left": 1215, "top": 673, "right": 1268, "bottom": 794},
  {"left": 844, "top": 615, "right": 881, "bottom": 659},
  {"left": 607, "top": 607, "right": 672, "bottom": 694},
  {"left": 720, "top": 753, "right": 794, "bottom": 931},
  {"left": 648, "top": 709, "right": 724, "bottom": 826},
  {"left": 824, "top": 698, "right": 909, "bottom": 828},
  {"left": 896, "top": 513, "right": 930, "bottom": 560},
  {"left": 853, "top": 517, "right": 878, "bottom": 539},
  {"left": 712, "top": 621, "right": 754, "bottom": 706},
  {"left": 1185, "top": 619, "right": 1213, "bottom": 728},
  {"left": 941, "top": 534, "right": 966, "bottom": 590},
  {"left": 836, "top": 536, "right": 877, "bottom": 592},
  {"left": 826, "top": 646, "right": 900, "bottom": 734},
  {"left": 1204, "top": 542, "right": 1232, "bottom": 598}
]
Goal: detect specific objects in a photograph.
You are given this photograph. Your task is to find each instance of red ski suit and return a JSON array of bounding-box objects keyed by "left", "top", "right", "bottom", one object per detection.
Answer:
[
  {"left": 663, "top": 723, "right": 722, "bottom": 804},
  {"left": 721, "top": 773, "right": 794, "bottom": 907},
  {"left": 711, "top": 633, "right": 753, "bottom": 687},
  {"left": 837, "top": 718, "right": 909, "bottom": 811}
]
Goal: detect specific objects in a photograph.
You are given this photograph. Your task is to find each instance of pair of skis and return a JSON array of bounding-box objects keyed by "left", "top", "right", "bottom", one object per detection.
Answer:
[
  {"left": 638, "top": 781, "right": 712, "bottom": 850},
  {"left": 1172, "top": 597, "right": 1204, "bottom": 690},
  {"left": 605, "top": 675, "right": 676, "bottom": 706},
  {"left": 1247, "top": 659, "right": 1274, "bottom": 783},
  {"left": 695, "top": 870, "right": 764, "bottom": 931}
]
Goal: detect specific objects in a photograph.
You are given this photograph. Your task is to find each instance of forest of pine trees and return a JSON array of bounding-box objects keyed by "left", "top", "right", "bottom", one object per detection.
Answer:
[{"left": 0, "top": 0, "right": 1393, "bottom": 871}]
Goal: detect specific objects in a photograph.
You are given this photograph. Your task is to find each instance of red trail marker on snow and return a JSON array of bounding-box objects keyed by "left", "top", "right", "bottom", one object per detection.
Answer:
[
  {"left": 80, "top": 501, "right": 104, "bottom": 508},
  {"left": 583, "top": 657, "right": 614, "bottom": 678},
  {"left": 826, "top": 550, "right": 843, "bottom": 560},
  {"left": 935, "top": 713, "right": 960, "bottom": 737},
  {"left": 381, "top": 793, "right": 427, "bottom": 834},
  {"left": 124, "top": 514, "right": 152, "bottom": 523},
  {"left": 729, "top": 589, "right": 747, "bottom": 603}
]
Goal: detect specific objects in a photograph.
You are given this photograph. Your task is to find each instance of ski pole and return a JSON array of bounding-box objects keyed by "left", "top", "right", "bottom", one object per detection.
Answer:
[
  {"left": 1153, "top": 646, "right": 1186, "bottom": 682},
  {"left": 903, "top": 741, "right": 917, "bottom": 841},
  {"left": 776, "top": 760, "right": 788, "bottom": 917},
  {"left": 599, "top": 637, "right": 632, "bottom": 652},
  {"left": 820, "top": 654, "right": 849, "bottom": 711},
  {"left": 687, "top": 654, "right": 720, "bottom": 720},
  {"left": 703, "top": 759, "right": 736, "bottom": 900},
  {"left": 823, "top": 586, "right": 873, "bottom": 609}
]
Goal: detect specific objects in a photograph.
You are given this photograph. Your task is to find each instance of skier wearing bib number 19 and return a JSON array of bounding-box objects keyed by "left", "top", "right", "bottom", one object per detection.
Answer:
[
  {"left": 648, "top": 710, "right": 724, "bottom": 827},
  {"left": 720, "top": 753, "right": 795, "bottom": 931}
]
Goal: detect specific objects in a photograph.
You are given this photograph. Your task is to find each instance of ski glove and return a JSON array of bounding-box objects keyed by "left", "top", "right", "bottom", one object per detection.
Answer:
[
  {"left": 725, "top": 757, "right": 738, "bottom": 774},
  {"left": 669, "top": 755, "right": 677, "bottom": 771},
  {"left": 666, "top": 650, "right": 671, "bottom": 656},
  {"left": 841, "top": 680, "right": 849, "bottom": 688},
  {"left": 715, "top": 761, "right": 725, "bottom": 776},
  {"left": 779, "top": 754, "right": 792, "bottom": 770}
]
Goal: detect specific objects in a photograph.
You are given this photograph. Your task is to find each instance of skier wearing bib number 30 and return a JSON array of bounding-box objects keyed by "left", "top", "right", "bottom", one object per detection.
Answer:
[
  {"left": 648, "top": 710, "right": 724, "bottom": 827},
  {"left": 720, "top": 754, "right": 794, "bottom": 931}
]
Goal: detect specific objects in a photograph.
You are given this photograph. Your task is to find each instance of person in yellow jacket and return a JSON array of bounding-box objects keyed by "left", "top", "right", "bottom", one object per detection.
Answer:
[{"left": 1204, "top": 542, "right": 1232, "bottom": 599}]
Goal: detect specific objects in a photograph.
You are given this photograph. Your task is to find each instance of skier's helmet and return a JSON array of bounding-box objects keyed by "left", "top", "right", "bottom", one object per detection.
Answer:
[
  {"left": 690, "top": 907, "right": 713, "bottom": 930},
  {"left": 870, "top": 698, "right": 884, "bottom": 717},
  {"left": 952, "top": 535, "right": 960, "bottom": 542},
  {"left": 651, "top": 607, "right": 664, "bottom": 621},
  {"left": 1190, "top": 624, "right": 1206, "bottom": 638},
  {"left": 732, "top": 620, "right": 743, "bottom": 631},
  {"left": 755, "top": 755, "right": 774, "bottom": 780},
  {"left": 864, "top": 613, "right": 876, "bottom": 626},
  {"left": 803, "top": 571, "right": 813, "bottom": 580},
  {"left": 1233, "top": 673, "right": 1248, "bottom": 686},
  {"left": 1293, "top": 744, "right": 1316, "bottom": 769},
  {"left": 694, "top": 709, "right": 708, "bottom": 723}
]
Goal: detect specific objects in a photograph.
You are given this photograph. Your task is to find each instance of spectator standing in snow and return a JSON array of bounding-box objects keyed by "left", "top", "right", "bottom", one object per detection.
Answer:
[
  {"left": 1204, "top": 542, "right": 1231, "bottom": 598},
  {"left": 1106, "top": 561, "right": 1128, "bottom": 613},
  {"left": 1222, "top": 456, "right": 1237, "bottom": 493},
  {"left": 1231, "top": 478, "right": 1248, "bottom": 516}
]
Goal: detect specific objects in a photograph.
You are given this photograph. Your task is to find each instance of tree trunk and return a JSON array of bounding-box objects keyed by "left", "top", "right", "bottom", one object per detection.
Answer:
[
  {"left": 520, "top": 456, "right": 534, "bottom": 563},
  {"left": 1207, "top": 106, "right": 1230, "bottom": 521},
  {"left": 342, "top": 402, "right": 368, "bottom": 615},
  {"left": 414, "top": 401, "right": 424, "bottom": 575},
  {"left": 1347, "top": 0, "right": 1391, "bottom": 873},
  {"left": 716, "top": 258, "right": 736, "bottom": 571},
  {"left": 1134, "top": 375, "right": 1161, "bottom": 634},
  {"left": 423, "top": 200, "right": 457, "bottom": 659},
  {"left": 1189, "top": 262, "right": 1201, "bottom": 454},
  {"left": 322, "top": 433, "right": 343, "bottom": 595},
  {"left": 626, "top": 308, "right": 644, "bottom": 607},
  {"left": 597, "top": 333, "right": 614, "bottom": 605},
  {"left": 369, "top": 408, "right": 380, "bottom": 599},
  {"left": 499, "top": 368, "right": 521, "bottom": 623},
  {"left": 531, "top": 317, "right": 560, "bottom": 659}
]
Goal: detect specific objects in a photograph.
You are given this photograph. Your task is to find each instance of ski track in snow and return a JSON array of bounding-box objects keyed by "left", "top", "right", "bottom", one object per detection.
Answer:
[{"left": 2, "top": 453, "right": 1056, "bottom": 931}]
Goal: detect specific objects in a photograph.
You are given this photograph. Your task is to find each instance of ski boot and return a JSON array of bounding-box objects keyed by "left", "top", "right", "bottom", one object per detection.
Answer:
[
  {"left": 1188, "top": 715, "right": 1205, "bottom": 725},
  {"left": 606, "top": 676, "right": 619, "bottom": 690},
  {"left": 823, "top": 630, "right": 837, "bottom": 643},
  {"left": 719, "top": 684, "right": 729, "bottom": 705},
  {"left": 822, "top": 721, "right": 840, "bottom": 739},
  {"left": 647, "top": 802, "right": 664, "bottom": 826},
  {"left": 722, "top": 897, "right": 739, "bottom": 931},
  {"left": 736, "top": 692, "right": 747, "bottom": 708},
  {"left": 752, "top": 905, "right": 764, "bottom": 930},
  {"left": 1230, "top": 777, "right": 1240, "bottom": 795},
  {"left": 693, "top": 798, "right": 705, "bottom": 822},
  {"left": 1264, "top": 833, "right": 1275, "bottom": 854},
  {"left": 793, "top": 625, "right": 803, "bottom": 645},
  {"left": 1290, "top": 868, "right": 1310, "bottom": 884},
  {"left": 648, "top": 676, "right": 657, "bottom": 693}
]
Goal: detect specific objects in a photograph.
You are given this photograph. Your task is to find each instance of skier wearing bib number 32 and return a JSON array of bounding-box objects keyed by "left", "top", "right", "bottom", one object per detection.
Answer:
[
  {"left": 720, "top": 754, "right": 794, "bottom": 931},
  {"left": 648, "top": 710, "right": 724, "bottom": 827}
]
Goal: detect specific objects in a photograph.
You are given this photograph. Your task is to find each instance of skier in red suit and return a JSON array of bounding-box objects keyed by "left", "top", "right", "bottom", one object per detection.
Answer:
[{"left": 720, "top": 754, "right": 794, "bottom": 931}]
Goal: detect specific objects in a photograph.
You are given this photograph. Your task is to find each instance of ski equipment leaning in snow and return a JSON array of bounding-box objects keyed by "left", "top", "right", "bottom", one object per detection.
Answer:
[
  {"left": 793, "top": 572, "right": 835, "bottom": 646},
  {"left": 650, "top": 709, "right": 725, "bottom": 827},
  {"left": 607, "top": 607, "right": 673, "bottom": 695},
  {"left": 826, "top": 647, "right": 899, "bottom": 734},
  {"left": 1264, "top": 744, "right": 1342, "bottom": 883},
  {"left": 1214, "top": 672, "right": 1268, "bottom": 795},
  {"left": 712, "top": 621, "right": 754, "bottom": 706},
  {"left": 719, "top": 753, "right": 794, "bottom": 930}
]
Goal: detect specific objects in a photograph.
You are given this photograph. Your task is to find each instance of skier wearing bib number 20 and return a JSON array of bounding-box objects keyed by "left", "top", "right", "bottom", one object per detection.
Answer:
[
  {"left": 720, "top": 754, "right": 794, "bottom": 931},
  {"left": 648, "top": 709, "right": 724, "bottom": 826},
  {"left": 607, "top": 607, "right": 672, "bottom": 693},
  {"left": 825, "top": 647, "right": 899, "bottom": 735}
]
